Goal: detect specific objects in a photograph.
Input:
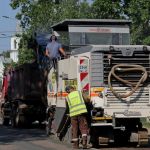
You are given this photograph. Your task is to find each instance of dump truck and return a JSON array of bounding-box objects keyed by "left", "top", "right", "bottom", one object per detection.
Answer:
[
  {"left": 45, "top": 19, "right": 150, "bottom": 146},
  {"left": 0, "top": 61, "right": 48, "bottom": 127}
]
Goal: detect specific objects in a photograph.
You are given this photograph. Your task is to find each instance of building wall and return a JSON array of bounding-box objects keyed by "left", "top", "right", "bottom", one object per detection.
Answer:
[
  {"left": 0, "top": 56, "right": 5, "bottom": 88},
  {"left": 10, "top": 50, "right": 18, "bottom": 62},
  {"left": 10, "top": 36, "right": 20, "bottom": 62},
  {"left": 0, "top": 57, "right": 4, "bottom": 79}
]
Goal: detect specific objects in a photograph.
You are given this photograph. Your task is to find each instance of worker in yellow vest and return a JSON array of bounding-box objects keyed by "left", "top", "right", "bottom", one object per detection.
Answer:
[{"left": 65, "top": 86, "right": 89, "bottom": 149}]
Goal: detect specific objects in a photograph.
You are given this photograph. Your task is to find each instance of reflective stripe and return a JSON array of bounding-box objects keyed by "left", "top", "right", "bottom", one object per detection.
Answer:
[
  {"left": 67, "top": 91, "right": 81, "bottom": 108},
  {"left": 70, "top": 107, "right": 87, "bottom": 114},
  {"left": 82, "top": 134, "right": 87, "bottom": 137},
  {"left": 67, "top": 91, "right": 83, "bottom": 107},
  {"left": 72, "top": 138, "right": 79, "bottom": 141},
  {"left": 69, "top": 102, "right": 85, "bottom": 109},
  {"left": 78, "top": 91, "right": 84, "bottom": 103},
  {"left": 70, "top": 108, "right": 87, "bottom": 117},
  {"left": 67, "top": 91, "right": 85, "bottom": 109},
  {"left": 67, "top": 91, "right": 87, "bottom": 117}
]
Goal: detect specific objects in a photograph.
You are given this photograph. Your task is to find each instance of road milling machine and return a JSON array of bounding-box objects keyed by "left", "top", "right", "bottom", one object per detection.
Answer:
[{"left": 46, "top": 19, "right": 150, "bottom": 146}]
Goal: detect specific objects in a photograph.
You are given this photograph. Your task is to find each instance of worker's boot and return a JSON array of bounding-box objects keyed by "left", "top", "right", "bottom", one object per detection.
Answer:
[
  {"left": 72, "top": 141, "right": 79, "bottom": 149},
  {"left": 82, "top": 136, "right": 87, "bottom": 149}
]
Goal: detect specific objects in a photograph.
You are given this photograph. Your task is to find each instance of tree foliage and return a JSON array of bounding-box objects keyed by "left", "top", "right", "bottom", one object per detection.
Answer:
[
  {"left": 2, "top": 51, "right": 10, "bottom": 58},
  {"left": 91, "top": 0, "right": 123, "bottom": 19},
  {"left": 10, "top": 0, "right": 92, "bottom": 64},
  {"left": 10, "top": 0, "right": 150, "bottom": 64},
  {"left": 10, "top": 0, "right": 91, "bottom": 32},
  {"left": 17, "top": 33, "right": 36, "bottom": 64},
  {"left": 122, "top": 0, "right": 150, "bottom": 45}
]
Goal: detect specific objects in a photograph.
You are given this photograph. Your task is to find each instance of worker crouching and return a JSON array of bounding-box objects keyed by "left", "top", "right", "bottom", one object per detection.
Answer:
[{"left": 65, "top": 86, "right": 89, "bottom": 149}]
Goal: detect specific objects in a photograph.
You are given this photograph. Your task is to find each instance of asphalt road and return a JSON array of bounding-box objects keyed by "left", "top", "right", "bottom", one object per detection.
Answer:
[
  {"left": 0, "top": 121, "right": 150, "bottom": 150},
  {"left": 0, "top": 122, "right": 73, "bottom": 150}
]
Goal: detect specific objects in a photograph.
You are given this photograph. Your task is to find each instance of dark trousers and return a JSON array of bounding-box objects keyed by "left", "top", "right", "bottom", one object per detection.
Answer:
[
  {"left": 52, "top": 58, "right": 58, "bottom": 70},
  {"left": 71, "top": 114, "right": 89, "bottom": 141},
  {"left": 39, "top": 56, "right": 59, "bottom": 71}
]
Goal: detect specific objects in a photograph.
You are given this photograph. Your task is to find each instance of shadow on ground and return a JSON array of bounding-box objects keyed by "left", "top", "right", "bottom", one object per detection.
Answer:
[{"left": 0, "top": 123, "right": 47, "bottom": 145}]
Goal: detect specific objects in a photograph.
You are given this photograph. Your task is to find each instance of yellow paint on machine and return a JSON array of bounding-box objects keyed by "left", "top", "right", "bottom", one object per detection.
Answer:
[
  {"left": 92, "top": 116, "right": 112, "bottom": 121},
  {"left": 91, "top": 87, "right": 104, "bottom": 92}
]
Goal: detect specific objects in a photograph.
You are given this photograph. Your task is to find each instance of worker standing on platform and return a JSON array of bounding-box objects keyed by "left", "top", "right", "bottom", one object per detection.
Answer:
[
  {"left": 65, "top": 86, "right": 89, "bottom": 149},
  {"left": 46, "top": 34, "right": 66, "bottom": 70}
]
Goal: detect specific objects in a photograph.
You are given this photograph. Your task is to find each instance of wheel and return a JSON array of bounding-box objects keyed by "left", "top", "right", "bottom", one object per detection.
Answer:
[
  {"left": 15, "top": 112, "right": 28, "bottom": 128},
  {"left": 1, "top": 108, "right": 10, "bottom": 126},
  {"left": 11, "top": 111, "right": 16, "bottom": 128},
  {"left": 11, "top": 104, "right": 29, "bottom": 128},
  {"left": 15, "top": 113, "right": 22, "bottom": 127},
  {"left": 11, "top": 106, "right": 18, "bottom": 128},
  {"left": 2, "top": 117, "right": 10, "bottom": 126}
]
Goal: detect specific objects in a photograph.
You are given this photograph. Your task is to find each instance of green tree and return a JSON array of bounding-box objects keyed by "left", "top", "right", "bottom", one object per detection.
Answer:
[
  {"left": 17, "top": 33, "right": 36, "bottom": 64},
  {"left": 10, "top": 0, "right": 91, "bottom": 31},
  {"left": 10, "top": 0, "right": 150, "bottom": 62},
  {"left": 123, "top": 0, "right": 150, "bottom": 45},
  {"left": 10, "top": 0, "right": 91, "bottom": 64},
  {"left": 2, "top": 51, "right": 10, "bottom": 58},
  {"left": 78, "top": 0, "right": 92, "bottom": 18},
  {"left": 91, "top": 0, "right": 123, "bottom": 19},
  {"left": 10, "top": 0, "right": 56, "bottom": 32}
]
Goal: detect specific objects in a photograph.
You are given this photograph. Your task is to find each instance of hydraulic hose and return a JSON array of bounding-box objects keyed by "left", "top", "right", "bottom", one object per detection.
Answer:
[{"left": 108, "top": 64, "right": 148, "bottom": 99}]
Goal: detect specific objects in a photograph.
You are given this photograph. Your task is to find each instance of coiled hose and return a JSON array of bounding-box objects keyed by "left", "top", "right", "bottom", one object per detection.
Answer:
[{"left": 108, "top": 64, "right": 148, "bottom": 98}]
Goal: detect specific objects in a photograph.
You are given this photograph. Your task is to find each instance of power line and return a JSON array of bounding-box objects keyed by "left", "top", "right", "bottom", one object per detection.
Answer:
[
  {"left": 0, "top": 44, "right": 11, "bottom": 46},
  {"left": 0, "top": 36, "right": 13, "bottom": 38},
  {"left": 0, "top": 31, "right": 22, "bottom": 33},
  {"left": 1, "top": 16, "right": 16, "bottom": 20}
]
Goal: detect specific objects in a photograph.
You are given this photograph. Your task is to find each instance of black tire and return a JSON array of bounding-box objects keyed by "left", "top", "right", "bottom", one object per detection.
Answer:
[
  {"left": 11, "top": 105, "right": 28, "bottom": 128},
  {"left": 2, "top": 117, "right": 10, "bottom": 126},
  {"left": 11, "top": 106, "right": 17, "bottom": 128},
  {"left": 15, "top": 113, "right": 21, "bottom": 127},
  {"left": 1, "top": 108, "right": 10, "bottom": 126},
  {"left": 11, "top": 113, "right": 16, "bottom": 128},
  {"left": 15, "top": 113, "right": 27, "bottom": 128}
]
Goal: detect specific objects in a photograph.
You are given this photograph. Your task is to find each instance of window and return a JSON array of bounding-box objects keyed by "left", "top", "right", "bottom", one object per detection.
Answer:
[
  {"left": 85, "top": 33, "right": 112, "bottom": 45},
  {"left": 14, "top": 39, "right": 17, "bottom": 49},
  {"left": 69, "top": 32, "right": 82, "bottom": 45}
]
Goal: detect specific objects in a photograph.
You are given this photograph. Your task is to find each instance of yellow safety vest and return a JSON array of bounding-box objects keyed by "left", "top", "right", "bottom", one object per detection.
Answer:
[{"left": 66, "top": 91, "right": 87, "bottom": 117}]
